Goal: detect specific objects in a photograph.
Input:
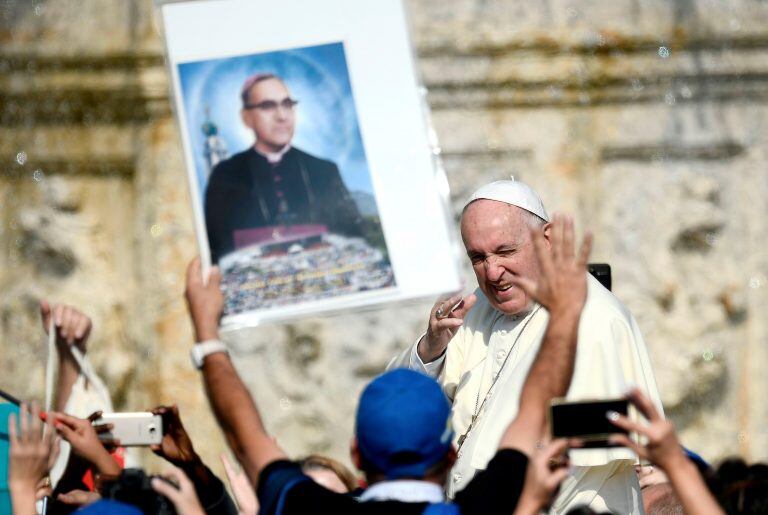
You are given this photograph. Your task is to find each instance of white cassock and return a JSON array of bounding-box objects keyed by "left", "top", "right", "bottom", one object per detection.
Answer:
[{"left": 389, "top": 275, "right": 663, "bottom": 514}]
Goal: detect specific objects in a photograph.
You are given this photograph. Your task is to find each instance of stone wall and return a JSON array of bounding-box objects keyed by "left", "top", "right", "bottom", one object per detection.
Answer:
[{"left": 1, "top": 0, "right": 767, "bottom": 477}]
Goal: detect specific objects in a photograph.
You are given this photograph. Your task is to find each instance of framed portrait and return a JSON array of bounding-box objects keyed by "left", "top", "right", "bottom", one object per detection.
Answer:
[{"left": 159, "top": 0, "right": 463, "bottom": 327}]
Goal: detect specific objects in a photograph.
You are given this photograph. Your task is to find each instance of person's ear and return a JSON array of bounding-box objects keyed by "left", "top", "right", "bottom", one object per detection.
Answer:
[
  {"left": 541, "top": 222, "right": 553, "bottom": 249},
  {"left": 350, "top": 438, "right": 362, "bottom": 471},
  {"left": 240, "top": 108, "right": 253, "bottom": 129}
]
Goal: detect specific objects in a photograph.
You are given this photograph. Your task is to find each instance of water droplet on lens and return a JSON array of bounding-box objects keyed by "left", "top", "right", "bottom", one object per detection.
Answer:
[
  {"left": 658, "top": 46, "right": 670, "bottom": 58},
  {"left": 749, "top": 274, "right": 766, "bottom": 289},
  {"left": 16, "top": 151, "right": 27, "bottom": 165}
]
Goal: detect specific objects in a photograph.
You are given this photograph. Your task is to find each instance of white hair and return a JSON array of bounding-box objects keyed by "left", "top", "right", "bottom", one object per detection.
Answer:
[{"left": 522, "top": 209, "right": 547, "bottom": 229}]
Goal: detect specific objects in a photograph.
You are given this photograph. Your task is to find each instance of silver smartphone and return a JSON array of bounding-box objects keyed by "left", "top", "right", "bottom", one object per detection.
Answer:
[{"left": 93, "top": 412, "right": 163, "bottom": 446}]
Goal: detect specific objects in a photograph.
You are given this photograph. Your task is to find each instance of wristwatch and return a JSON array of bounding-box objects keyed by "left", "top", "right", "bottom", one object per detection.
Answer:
[{"left": 190, "top": 339, "right": 229, "bottom": 369}]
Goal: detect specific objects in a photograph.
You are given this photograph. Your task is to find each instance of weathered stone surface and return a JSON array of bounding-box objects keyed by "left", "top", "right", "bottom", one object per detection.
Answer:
[{"left": 1, "top": 0, "right": 767, "bottom": 479}]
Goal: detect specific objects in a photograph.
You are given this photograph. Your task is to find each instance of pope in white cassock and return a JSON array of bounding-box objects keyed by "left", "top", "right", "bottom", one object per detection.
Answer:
[{"left": 389, "top": 179, "right": 663, "bottom": 514}]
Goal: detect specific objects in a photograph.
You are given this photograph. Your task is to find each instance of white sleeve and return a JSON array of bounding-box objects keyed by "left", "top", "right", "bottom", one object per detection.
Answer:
[{"left": 387, "top": 333, "right": 445, "bottom": 378}]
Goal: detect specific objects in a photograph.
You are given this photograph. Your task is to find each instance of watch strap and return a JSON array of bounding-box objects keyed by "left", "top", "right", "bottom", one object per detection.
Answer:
[{"left": 191, "top": 339, "right": 229, "bottom": 369}]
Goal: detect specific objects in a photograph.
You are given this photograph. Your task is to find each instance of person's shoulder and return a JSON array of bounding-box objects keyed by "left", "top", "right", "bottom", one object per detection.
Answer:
[
  {"left": 256, "top": 460, "right": 312, "bottom": 515},
  {"left": 291, "top": 147, "right": 338, "bottom": 171},
  {"left": 209, "top": 149, "right": 252, "bottom": 180},
  {"left": 580, "top": 274, "right": 639, "bottom": 334}
]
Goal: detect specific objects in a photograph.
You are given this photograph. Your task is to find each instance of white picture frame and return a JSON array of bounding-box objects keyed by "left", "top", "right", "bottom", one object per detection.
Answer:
[{"left": 159, "top": 0, "right": 463, "bottom": 328}]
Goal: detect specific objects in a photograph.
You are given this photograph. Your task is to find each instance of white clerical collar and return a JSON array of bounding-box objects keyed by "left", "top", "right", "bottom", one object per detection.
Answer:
[
  {"left": 254, "top": 144, "right": 291, "bottom": 164},
  {"left": 358, "top": 480, "right": 445, "bottom": 503},
  {"left": 496, "top": 302, "right": 540, "bottom": 323}
]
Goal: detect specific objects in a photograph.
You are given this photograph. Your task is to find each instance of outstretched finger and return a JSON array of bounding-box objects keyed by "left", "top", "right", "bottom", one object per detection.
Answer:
[
  {"left": 19, "top": 402, "right": 30, "bottom": 443},
  {"left": 541, "top": 438, "right": 569, "bottom": 461},
  {"left": 8, "top": 413, "right": 18, "bottom": 443},
  {"left": 552, "top": 213, "right": 564, "bottom": 262},
  {"left": 163, "top": 404, "right": 184, "bottom": 431},
  {"left": 52, "top": 412, "right": 82, "bottom": 432},
  {"left": 186, "top": 257, "right": 202, "bottom": 289},
  {"left": 208, "top": 265, "right": 222, "bottom": 288},
  {"left": 608, "top": 433, "right": 645, "bottom": 458},
  {"left": 53, "top": 304, "right": 64, "bottom": 328},
  {"left": 442, "top": 292, "right": 463, "bottom": 306},
  {"left": 626, "top": 388, "right": 661, "bottom": 423},
  {"left": 151, "top": 477, "right": 182, "bottom": 503},
  {"left": 221, "top": 453, "right": 240, "bottom": 483},
  {"left": 93, "top": 423, "right": 114, "bottom": 434},
  {"left": 75, "top": 315, "right": 90, "bottom": 340},
  {"left": 452, "top": 293, "right": 477, "bottom": 319},
  {"left": 66, "top": 313, "right": 81, "bottom": 345},
  {"left": 434, "top": 318, "right": 465, "bottom": 331},
  {"left": 549, "top": 466, "right": 570, "bottom": 487},
  {"left": 29, "top": 401, "right": 42, "bottom": 437},
  {"left": 58, "top": 489, "right": 100, "bottom": 506},
  {"left": 577, "top": 232, "right": 593, "bottom": 267},
  {"left": 61, "top": 307, "right": 74, "bottom": 343},
  {"left": 508, "top": 275, "right": 538, "bottom": 301},
  {"left": 54, "top": 421, "right": 77, "bottom": 442},
  {"left": 562, "top": 216, "right": 575, "bottom": 260},
  {"left": 435, "top": 293, "right": 463, "bottom": 313},
  {"left": 531, "top": 227, "right": 555, "bottom": 280},
  {"left": 40, "top": 300, "right": 52, "bottom": 333},
  {"left": 607, "top": 412, "right": 643, "bottom": 436},
  {"left": 48, "top": 435, "right": 61, "bottom": 468}
]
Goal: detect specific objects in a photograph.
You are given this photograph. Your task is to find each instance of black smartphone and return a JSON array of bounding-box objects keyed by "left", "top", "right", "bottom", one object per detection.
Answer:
[
  {"left": 588, "top": 263, "right": 612, "bottom": 291},
  {"left": 550, "top": 398, "right": 628, "bottom": 448}
]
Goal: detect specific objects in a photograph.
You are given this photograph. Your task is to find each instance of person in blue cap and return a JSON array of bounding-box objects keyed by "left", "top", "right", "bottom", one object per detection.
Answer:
[{"left": 183, "top": 214, "right": 592, "bottom": 514}]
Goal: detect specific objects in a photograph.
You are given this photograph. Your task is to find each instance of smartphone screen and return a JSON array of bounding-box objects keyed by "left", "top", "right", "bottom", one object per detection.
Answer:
[{"left": 550, "top": 398, "right": 628, "bottom": 446}]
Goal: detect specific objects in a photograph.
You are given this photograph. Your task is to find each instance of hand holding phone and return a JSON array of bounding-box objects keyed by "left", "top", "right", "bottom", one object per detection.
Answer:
[{"left": 549, "top": 398, "right": 629, "bottom": 448}]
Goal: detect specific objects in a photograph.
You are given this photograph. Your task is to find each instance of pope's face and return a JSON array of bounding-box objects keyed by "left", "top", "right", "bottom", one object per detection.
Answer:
[
  {"left": 241, "top": 78, "right": 295, "bottom": 153},
  {"left": 461, "top": 200, "right": 550, "bottom": 315}
]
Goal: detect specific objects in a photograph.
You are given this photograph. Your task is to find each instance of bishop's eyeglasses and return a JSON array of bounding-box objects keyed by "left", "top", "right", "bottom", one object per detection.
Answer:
[{"left": 244, "top": 98, "right": 299, "bottom": 112}]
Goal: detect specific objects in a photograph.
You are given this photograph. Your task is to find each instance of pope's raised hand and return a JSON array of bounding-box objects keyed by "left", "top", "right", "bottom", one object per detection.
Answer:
[{"left": 418, "top": 292, "right": 477, "bottom": 363}]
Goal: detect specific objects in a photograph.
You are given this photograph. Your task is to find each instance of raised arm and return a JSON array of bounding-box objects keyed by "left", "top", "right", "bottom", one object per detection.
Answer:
[
  {"left": 499, "top": 214, "right": 592, "bottom": 455},
  {"left": 39, "top": 301, "right": 92, "bottom": 411},
  {"left": 8, "top": 402, "right": 59, "bottom": 515},
  {"left": 609, "top": 388, "right": 724, "bottom": 515},
  {"left": 184, "top": 258, "right": 286, "bottom": 485}
]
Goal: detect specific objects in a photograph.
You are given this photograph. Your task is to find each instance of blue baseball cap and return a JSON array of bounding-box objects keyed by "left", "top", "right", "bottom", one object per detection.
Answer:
[{"left": 355, "top": 368, "right": 454, "bottom": 479}]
